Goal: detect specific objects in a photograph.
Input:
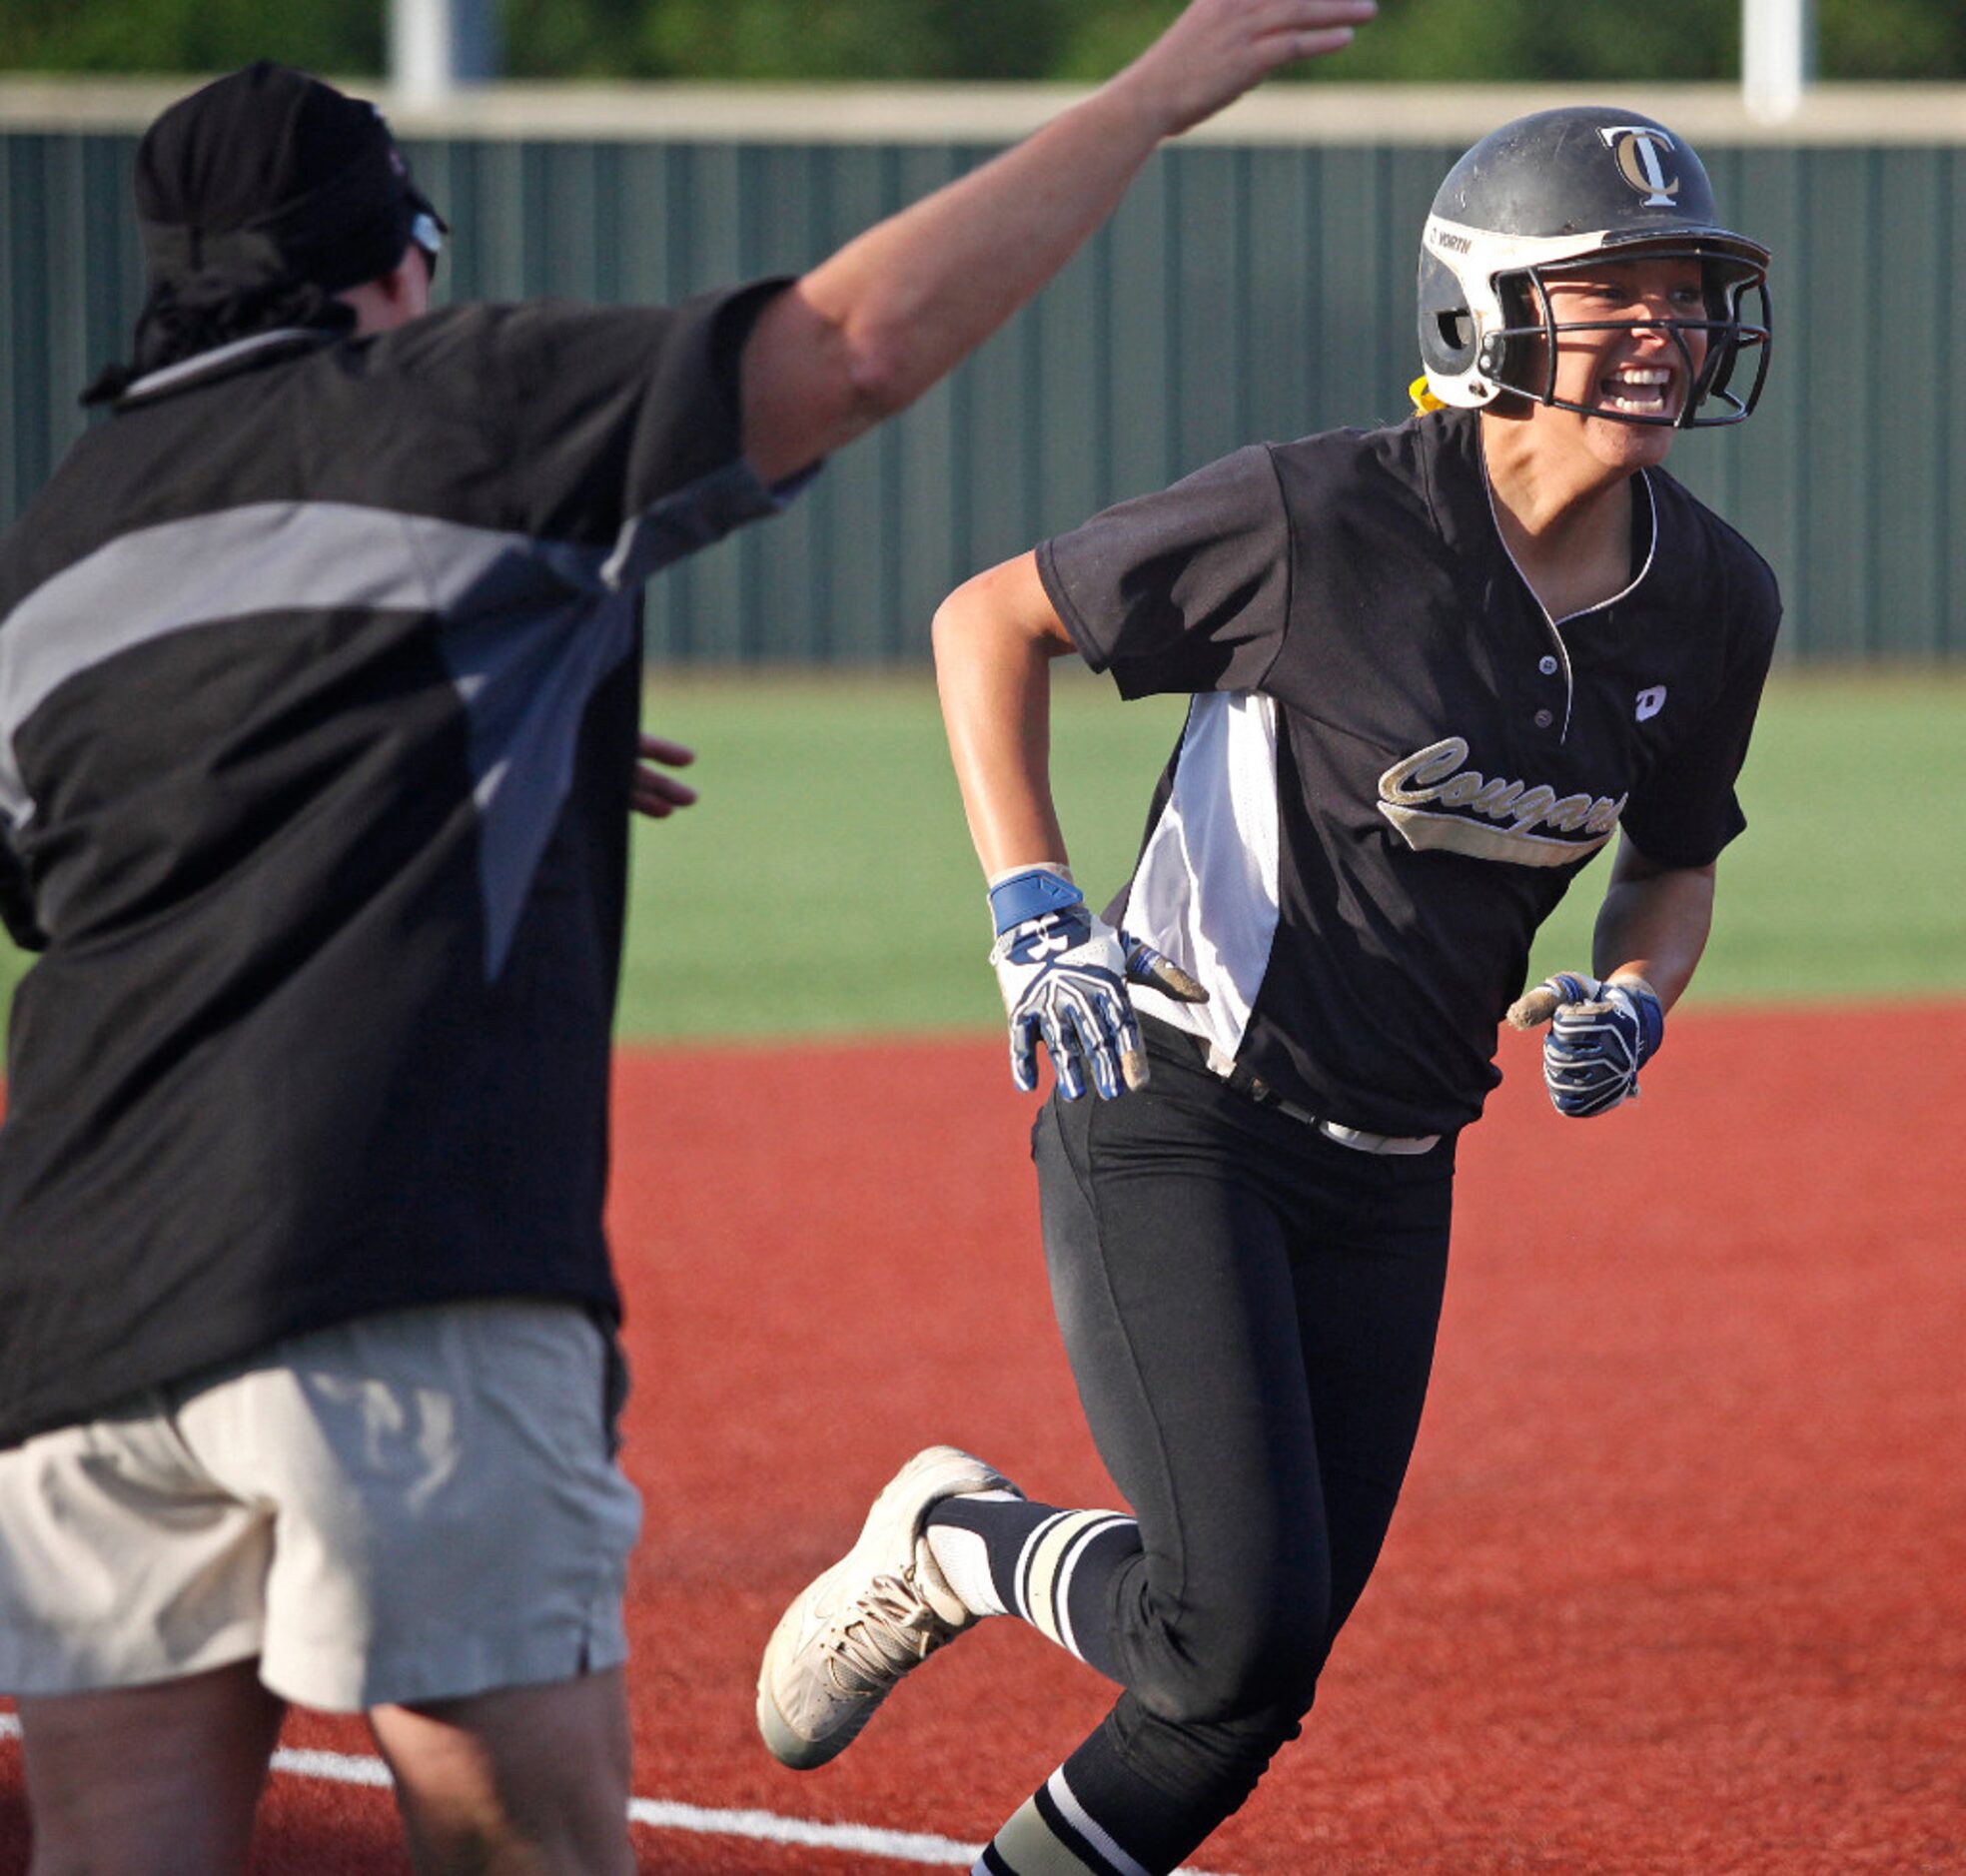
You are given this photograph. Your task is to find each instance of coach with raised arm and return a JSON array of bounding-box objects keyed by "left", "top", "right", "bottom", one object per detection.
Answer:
[{"left": 0, "top": 8, "right": 1375, "bottom": 1872}]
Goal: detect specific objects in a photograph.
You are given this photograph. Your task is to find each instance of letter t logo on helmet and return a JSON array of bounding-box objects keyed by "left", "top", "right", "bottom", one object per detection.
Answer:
[
  {"left": 1600, "top": 124, "right": 1681, "bottom": 206},
  {"left": 1414, "top": 105, "right": 1773, "bottom": 429}
]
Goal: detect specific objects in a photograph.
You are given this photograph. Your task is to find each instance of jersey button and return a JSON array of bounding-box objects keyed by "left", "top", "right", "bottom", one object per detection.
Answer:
[
  {"left": 1533, "top": 707, "right": 1554, "bottom": 728},
  {"left": 1537, "top": 655, "right": 1558, "bottom": 675}
]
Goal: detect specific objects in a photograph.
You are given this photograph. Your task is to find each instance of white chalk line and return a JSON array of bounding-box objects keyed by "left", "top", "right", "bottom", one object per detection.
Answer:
[
  {"left": 274, "top": 1741, "right": 987, "bottom": 1863},
  {"left": 1, "top": 1714, "right": 1234, "bottom": 1874}
]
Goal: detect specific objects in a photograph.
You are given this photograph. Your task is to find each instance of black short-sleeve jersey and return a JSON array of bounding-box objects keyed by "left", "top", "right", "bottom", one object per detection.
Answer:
[
  {"left": 1038, "top": 407, "right": 1779, "bottom": 1139},
  {"left": 0, "top": 283, "right": 800, "bottom": 1449}
]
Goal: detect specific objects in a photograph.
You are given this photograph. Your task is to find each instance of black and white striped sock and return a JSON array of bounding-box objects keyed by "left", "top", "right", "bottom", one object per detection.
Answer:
[
  {"left": 972, "top": 1763, "right": 1162, "bottom": 1876},
  {"left": 926, "top": 1496, "right": 1139, "bottom": 1680}
]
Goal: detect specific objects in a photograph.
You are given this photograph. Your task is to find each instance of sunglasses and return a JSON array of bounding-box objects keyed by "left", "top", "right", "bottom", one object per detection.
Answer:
[{"left": 409, "top": 191, "right": 448, "bottom": 280}]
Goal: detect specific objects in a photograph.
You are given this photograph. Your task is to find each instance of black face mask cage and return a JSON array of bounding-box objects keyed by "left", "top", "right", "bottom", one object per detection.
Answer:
[{"left": 1487, "top": 250, "right": 1772, "bottom": 429}]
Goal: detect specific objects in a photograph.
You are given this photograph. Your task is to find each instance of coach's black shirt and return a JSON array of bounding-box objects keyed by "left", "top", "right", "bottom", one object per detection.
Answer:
[
  {"left": 0, "top": 285, "right": 799, "bottom": 1447},
  {"left": 1038, "top": 408, "right": 1780, "bottom": 1138}
]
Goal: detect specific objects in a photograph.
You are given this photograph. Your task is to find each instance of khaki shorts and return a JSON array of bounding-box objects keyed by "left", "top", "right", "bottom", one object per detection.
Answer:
[{"left": 0, "top": 1299, "right": 642, "bottom": 1711}]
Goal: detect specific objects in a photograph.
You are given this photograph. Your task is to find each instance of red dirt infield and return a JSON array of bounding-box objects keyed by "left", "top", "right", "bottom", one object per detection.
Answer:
[{"left": 4, "top": 1004, "right": 1963, "bottom": 1873}]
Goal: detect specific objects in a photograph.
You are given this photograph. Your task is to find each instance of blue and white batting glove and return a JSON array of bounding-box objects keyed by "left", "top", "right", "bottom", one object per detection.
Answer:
[
  {"left": 1524, "top": 972, "right": 1665, "bottom": 1119},
  {"left": 987, "top": 865, "right": 1206, "bottom": 1101}
]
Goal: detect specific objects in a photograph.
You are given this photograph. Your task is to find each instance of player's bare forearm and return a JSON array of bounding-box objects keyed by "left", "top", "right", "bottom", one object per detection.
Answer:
[
  {"left": 1590, "top": 837, "right": 1715, "bottom": 1010},
  {"left": 932, "top": 551, "right": 1078, "bottom": 878},
  {"left": 741, "top": 0, "right": 1375, "bottom": 482}
]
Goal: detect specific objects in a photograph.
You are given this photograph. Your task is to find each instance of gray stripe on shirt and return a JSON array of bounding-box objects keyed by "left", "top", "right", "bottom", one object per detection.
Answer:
[
  {"left": 0, "top": 499, "right": 602, "bottom": 820},
  {"left": 0, "top": 461, "right": 792, "bottom": 973}
]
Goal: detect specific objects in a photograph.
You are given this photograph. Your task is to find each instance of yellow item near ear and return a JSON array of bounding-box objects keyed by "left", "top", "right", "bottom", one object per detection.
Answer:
[{"left": 1409, "top": 375, "right": 1447, "bottom": 417}]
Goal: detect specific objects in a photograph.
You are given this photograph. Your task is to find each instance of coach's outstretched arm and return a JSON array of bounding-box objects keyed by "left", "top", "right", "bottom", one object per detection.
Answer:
[{"left": 741, "top": 0, "right": 1374, "bottom": 482}]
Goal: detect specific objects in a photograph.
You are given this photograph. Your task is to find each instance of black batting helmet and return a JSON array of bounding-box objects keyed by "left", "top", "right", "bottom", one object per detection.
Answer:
[{"left": 1416, "top": 106, "right": 1771, "bottom": 428}]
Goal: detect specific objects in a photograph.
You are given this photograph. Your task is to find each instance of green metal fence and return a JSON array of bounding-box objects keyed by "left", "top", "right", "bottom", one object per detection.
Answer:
[{"left": 3, "top": 85, "right": 1962, "bottom": 661}]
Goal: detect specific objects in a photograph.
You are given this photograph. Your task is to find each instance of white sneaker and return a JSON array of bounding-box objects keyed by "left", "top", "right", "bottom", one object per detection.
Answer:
[{"left": 756, "top": 1444, "right": 1020, "bottom": 1769}]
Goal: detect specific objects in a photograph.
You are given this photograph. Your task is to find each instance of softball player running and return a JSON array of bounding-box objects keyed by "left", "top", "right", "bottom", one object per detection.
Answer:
[{"left": 759, "top": 107, "right": 1779, "bottom": 1874}]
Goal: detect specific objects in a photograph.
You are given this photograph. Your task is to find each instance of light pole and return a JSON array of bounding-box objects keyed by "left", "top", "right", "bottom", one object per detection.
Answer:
[
  {"left": 388, "top": 0, "right": 499, "bottom": 104},
  {"left": 1742, "top": 0, "right": 1815, "bottom": 122}
]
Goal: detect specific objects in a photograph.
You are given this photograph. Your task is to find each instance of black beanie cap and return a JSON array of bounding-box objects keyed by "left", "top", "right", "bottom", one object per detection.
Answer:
[{"left": 133, "top": 60, "right": 443, "bottom": 300}]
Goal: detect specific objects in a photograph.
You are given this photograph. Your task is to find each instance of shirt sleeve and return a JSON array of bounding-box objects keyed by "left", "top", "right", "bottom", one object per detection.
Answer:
[
  {"left": 1035, "top": 444, "right": 1293, "bottom": 700},
  {"left": 1619, "top": 553, "right": 1781, "bottom": 869},
  {"left": 486, "top": 279, "right": 801, "bottom": 557}
]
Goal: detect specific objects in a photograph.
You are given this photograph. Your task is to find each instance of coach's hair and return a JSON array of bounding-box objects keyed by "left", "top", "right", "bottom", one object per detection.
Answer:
[{"left": 83, "top": 281, "right": 355, "bottom": 407}]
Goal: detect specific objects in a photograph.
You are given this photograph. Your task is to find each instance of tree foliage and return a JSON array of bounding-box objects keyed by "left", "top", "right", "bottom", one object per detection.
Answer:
[
  {"left": 4, "top": 0, "right": 1964, "bottom": 83},
  {"left": 0, "top": 0, "right": 379, "bottom": 75}
]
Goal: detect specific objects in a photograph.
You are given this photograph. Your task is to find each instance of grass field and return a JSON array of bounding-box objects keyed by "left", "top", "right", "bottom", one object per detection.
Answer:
[
  {"left": 618, "top": 665, "right": 1966, "bottom": 1036},
  {"left": 2, "top": 667, "right": 1960, "bottom": 1043}
]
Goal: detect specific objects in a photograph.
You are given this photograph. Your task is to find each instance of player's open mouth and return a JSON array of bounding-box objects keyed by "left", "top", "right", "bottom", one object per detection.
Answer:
[{"left": 1599, "top": 367, "right": 1675, "bottom": 417}]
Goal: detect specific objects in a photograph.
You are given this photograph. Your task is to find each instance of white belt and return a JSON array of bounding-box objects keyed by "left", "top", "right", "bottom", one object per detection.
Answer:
[{"left": 1202, "top": 1041, "right": 1442, "bottom": 1156}]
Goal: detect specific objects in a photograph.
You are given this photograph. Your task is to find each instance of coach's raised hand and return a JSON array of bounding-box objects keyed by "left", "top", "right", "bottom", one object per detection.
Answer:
[
  {"left": 1123, "top": 0, "right": 1379, "bottom": 137},
  {"left": 740, "top": 0, "right": 1374, "bottom": 483}
]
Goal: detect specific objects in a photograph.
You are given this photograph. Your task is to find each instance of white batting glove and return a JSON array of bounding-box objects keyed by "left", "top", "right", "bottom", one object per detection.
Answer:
[
  {"left": 987, "top": 866, "right": 1206, "bottom": 1101},
  {"left": 1523, "top": 972, "right": 1666, "bottom": 1119}
]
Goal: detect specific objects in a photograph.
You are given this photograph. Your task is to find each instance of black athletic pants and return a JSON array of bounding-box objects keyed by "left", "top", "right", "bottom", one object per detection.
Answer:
[{"left": 1031, "top": 1018, "right": 1455, "bottom": 1847}]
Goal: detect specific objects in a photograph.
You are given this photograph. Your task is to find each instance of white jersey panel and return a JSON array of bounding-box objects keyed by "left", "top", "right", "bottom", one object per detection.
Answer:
[{"left": 1126, "top": 689, "right": 1282, "bottom": 1060}]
